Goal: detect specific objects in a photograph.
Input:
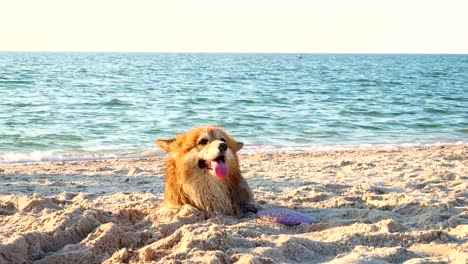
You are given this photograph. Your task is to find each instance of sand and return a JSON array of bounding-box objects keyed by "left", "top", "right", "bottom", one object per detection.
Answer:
[{"left": 0, "top": 145, "right": 466, "bottom": 263}]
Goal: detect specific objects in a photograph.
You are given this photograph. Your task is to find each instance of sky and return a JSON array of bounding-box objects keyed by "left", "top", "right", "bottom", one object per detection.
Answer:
[{"left": 1, "top": 0, "right": 467, "bottom": 53}]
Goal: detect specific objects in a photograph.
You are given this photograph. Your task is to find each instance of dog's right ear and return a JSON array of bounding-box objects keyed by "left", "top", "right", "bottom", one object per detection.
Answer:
[
  {"left": 156, "top": 138, "right": 176, "bottom": 153},
  {"left": 236, "top": 141, "right": 244, "bottom": 151}
]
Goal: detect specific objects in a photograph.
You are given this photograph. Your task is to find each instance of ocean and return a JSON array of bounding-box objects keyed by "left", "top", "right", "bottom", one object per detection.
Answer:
[{"left": 0, "top": 53, "right": 466, "bottom": 163}]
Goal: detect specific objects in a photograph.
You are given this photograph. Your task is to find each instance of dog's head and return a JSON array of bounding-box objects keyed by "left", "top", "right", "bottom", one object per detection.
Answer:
[{"left": 156, "top": 126, "right": 243, "bottom": 180}]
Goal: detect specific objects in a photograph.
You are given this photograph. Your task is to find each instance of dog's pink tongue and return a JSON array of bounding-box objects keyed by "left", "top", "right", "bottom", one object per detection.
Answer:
[{"left": 211, "top": 160, "right": 228, "bottom": 179}]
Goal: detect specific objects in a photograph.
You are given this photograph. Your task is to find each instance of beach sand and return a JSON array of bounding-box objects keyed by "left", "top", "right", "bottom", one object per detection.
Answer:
[{"left": 0, "top": 145, "right": 466, "bottom": 263}]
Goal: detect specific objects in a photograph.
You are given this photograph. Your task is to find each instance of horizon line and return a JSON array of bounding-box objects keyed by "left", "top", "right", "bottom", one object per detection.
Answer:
[{"left": 1, "top": 50, "right": 467, "bottom": 55}]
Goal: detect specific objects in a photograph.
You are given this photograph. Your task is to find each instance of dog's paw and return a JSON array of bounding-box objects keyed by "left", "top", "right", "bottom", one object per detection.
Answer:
[{"left": 240, "top": 202, "right": 261, "bottom": 214}]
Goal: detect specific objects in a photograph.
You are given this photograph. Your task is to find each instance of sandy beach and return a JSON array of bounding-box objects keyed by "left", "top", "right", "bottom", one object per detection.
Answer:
[{"left": 0, "top": 145, "right": 466, "bottom": 263}]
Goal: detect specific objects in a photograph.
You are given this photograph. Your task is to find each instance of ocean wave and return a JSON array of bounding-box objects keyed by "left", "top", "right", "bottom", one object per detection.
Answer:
[
  {"left": 0, "top": 148, "right": 161, "bottom": 164},
  {"left": 1, "top": 141, "right": 466, "bottom": 164},
  {"left": 103, "top": 98, "right": 132, "bottom": 106}
]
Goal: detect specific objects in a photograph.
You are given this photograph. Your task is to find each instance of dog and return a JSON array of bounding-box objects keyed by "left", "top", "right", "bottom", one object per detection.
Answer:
[{"left": 156, "top": 126, "right": 257, "bottom": 217}]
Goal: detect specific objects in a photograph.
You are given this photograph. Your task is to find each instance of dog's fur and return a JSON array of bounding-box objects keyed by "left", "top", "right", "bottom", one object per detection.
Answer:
[{"left": 156, "top": 126, "right": 256, "bottom": 216}]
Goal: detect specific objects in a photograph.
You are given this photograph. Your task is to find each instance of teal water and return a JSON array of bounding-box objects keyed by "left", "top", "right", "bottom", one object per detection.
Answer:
[{"left": 0, "top": 53, "right": 466, "bottom": 163}]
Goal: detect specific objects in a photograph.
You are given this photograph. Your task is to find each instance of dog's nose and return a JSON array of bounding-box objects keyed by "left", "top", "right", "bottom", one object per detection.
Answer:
[{"left": 219, "top": 142, "right": 228, "bottom": 152}]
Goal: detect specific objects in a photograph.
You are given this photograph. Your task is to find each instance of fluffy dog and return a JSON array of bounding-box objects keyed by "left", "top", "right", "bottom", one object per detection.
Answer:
[{"left": 156, "top": 126, "right": 256, "bottom": 216}]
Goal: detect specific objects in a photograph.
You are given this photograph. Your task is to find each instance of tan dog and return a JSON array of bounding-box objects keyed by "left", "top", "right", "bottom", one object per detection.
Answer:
[{"left": 156, "top": 126, "right": 256, "bottom": 217}]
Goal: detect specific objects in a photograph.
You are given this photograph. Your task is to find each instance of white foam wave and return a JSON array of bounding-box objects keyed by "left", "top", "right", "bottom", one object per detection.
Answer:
[
  {"left": 241, "top": 141, "right": 468, "bottom": 154},
  {"left": 0, "top": 148, "right": 162, "bottom": 164},
  {"left": 0, "top": 141, "right": 466, "bottom": 164}
]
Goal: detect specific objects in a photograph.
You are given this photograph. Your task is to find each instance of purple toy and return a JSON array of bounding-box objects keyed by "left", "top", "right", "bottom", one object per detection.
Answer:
[{"left": 257, "top": 208, "right": 317, "bottom": 225}]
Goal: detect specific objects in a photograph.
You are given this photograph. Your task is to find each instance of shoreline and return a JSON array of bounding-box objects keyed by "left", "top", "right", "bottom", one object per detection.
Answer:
[
  {"left": 0, "top": 145, "right": 467, "bottom": 263},
  {"left": 1, "top": 141, "right": 466, "bottom": 165}
]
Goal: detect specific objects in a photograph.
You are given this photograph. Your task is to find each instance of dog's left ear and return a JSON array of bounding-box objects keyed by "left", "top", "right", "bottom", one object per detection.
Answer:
[
  {"left": 156, "top": 138, "right": 176, "bottom": 153},
  {"left": 236, "top": 141, "right": 244, "bottom": 151}
]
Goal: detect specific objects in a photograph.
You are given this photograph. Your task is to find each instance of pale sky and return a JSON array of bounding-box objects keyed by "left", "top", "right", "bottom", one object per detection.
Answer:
[{"left": 1, "top": 0, "right": 467, "bottom": 53}]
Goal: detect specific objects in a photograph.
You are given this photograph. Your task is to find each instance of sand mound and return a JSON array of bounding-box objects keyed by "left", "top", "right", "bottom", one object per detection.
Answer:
[{"left": 0, "top": 146, "right": 466, "bottom": 263}]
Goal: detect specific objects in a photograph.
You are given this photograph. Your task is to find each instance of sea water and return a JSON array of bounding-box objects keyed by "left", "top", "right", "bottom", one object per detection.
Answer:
[{"left": 0, "top": 53, "right": 466, "bottom": 163}]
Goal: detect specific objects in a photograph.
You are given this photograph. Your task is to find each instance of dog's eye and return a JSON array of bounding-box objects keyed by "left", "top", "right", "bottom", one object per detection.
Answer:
[
  {"left": 199, "top": 138, "right": 209, "bottom": 145},
  {"left": 220, "top": 138, "right": 226, "bottom": 142}
]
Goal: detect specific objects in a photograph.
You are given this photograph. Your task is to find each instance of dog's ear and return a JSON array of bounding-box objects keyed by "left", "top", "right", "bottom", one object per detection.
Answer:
[
  {"left": 156, "top": 138, "right": 176, "bottom": 153},
  {"left": 235, "top": 141, "right": 244, "bottom": 151}
]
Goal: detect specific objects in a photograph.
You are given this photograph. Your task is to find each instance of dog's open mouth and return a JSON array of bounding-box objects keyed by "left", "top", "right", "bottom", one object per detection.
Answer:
[{"left": 198, "top": 155, "right": 228, "bottom": 179}]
